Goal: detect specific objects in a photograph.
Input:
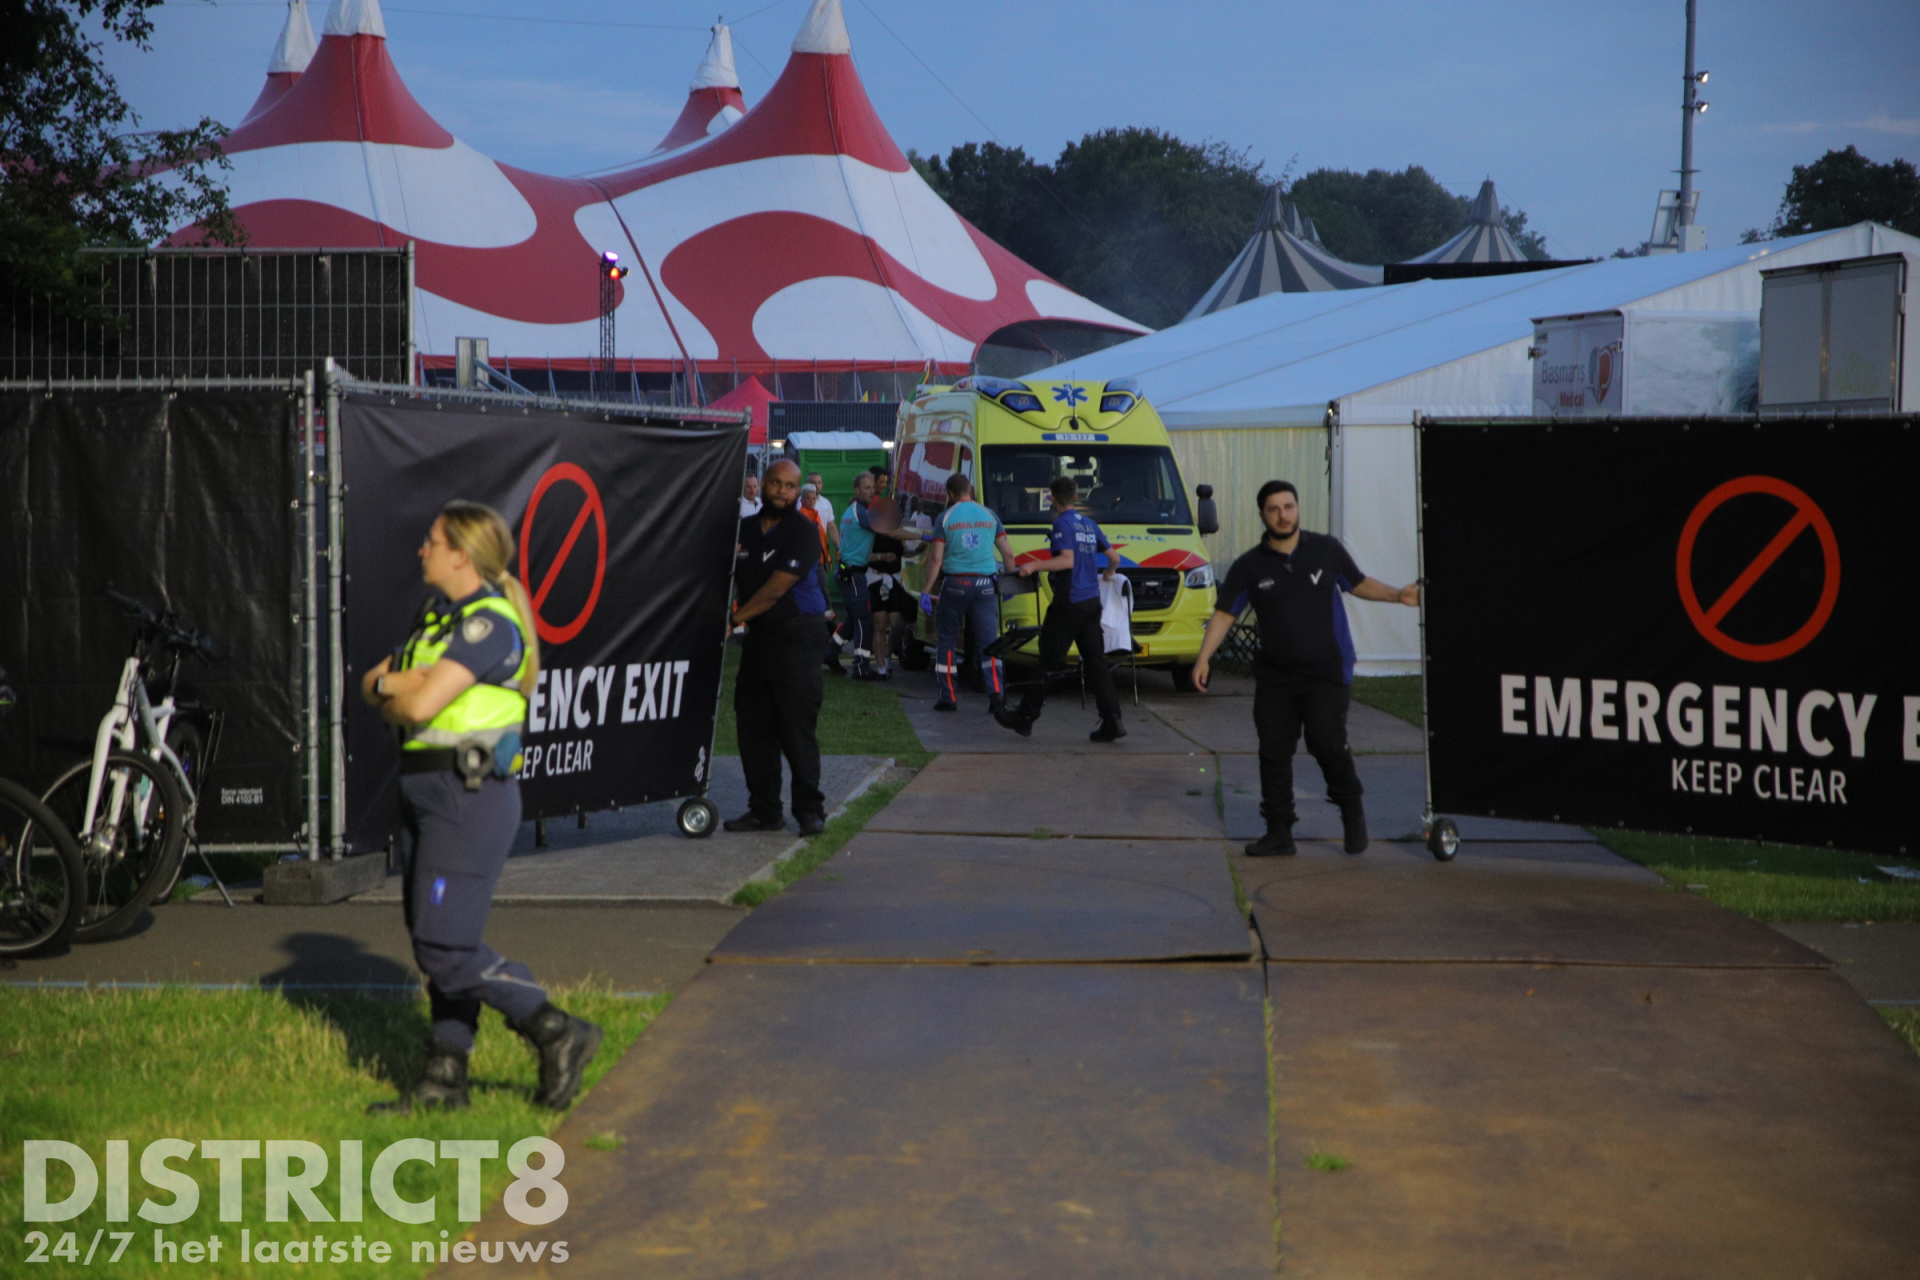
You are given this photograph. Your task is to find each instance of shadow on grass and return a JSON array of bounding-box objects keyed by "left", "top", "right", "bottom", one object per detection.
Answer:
[{"left": 261, "top": 932, "right": 424, "bottom": 1090}]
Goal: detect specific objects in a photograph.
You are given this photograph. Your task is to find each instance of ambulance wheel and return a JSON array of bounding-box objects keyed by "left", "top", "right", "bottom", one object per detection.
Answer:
[
  {"left": 1426, "top": 818, "right": 1460, "bottom": 861},
  {"left": 677, "top": 798, "right": 717, "bottom": 839}
]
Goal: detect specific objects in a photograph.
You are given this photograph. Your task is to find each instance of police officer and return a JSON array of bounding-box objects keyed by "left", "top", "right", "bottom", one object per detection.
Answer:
[
  {"left": 361, "top": 501, "right": 600, "bottom": 1112},
  {"left": 836, "top": 471, "right": 883, "bottom": 680},
  {"left": 1192, "top": 480, "right": 1419, "bottom": 857},
  {"left": 922, "top": 471, "right": 1013, "bottom": 711},
  {"left": 993, "top": 475, "right": 1126, "bottom": 742},
  {"left": 727, "top": 460, "right": 831, "bottom": 837}
]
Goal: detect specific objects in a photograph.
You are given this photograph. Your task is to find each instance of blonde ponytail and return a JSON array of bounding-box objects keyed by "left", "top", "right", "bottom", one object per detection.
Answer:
[{"left": 439, "top": 500, "right": 543, "bottom": 699}]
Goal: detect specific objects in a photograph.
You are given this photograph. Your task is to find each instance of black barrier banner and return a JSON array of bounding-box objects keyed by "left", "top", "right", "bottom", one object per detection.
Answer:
[
  {"left": 339, "top": 395, "right": 745, "bottom": 846},
  {"left": 1422, "top": 416, "right": 1917, "bottom": 856},
  {"left": 0, "top": 389, "right": 304, "bottom": 842}
]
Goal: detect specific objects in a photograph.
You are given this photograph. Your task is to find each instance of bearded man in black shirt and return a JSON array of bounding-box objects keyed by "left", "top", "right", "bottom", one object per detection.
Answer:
[{"left": 1192, "top": 480, "right": 1419, "bottom": 858}]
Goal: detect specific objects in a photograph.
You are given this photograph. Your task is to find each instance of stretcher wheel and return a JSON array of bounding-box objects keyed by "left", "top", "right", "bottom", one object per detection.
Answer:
[
  {"left": 1426, "top": 818, "right": 1460, "bottom": 861},
  {"left": 677, "top": 798, "right": 717, "bottom": 839}
]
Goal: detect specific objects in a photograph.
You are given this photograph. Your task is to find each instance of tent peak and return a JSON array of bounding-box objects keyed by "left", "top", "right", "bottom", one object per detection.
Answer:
[
  {"left": 323, "top": 0, "right": 385, "bottom": 39},
  {"left": 792, "top": 0, "right": 851, "bottom": 55},
  {"left": 690, "top": 23, "right": 739, "bottom": 90},
  {"left": 1468, "top": 178, "right": 1502, "bottom": 226},
  {"left": 268, "top": 0, "right": 317, "bottom": 73}
]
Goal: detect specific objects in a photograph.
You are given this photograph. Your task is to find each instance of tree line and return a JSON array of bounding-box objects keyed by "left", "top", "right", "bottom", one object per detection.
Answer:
[{"left": 912, "top": 128, "right": 1549, "bottom": 330}]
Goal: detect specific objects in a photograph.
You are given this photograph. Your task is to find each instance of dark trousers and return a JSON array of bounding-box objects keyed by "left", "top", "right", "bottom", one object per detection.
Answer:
[
  {"left": 1253, "top": 671, "right": 1364, "bottom": 832},
  {"left": 935, "top": 575, "right": 1004, "bottom": 702},
  {"left": 399, "top": 771, "right": 547, "bottom": 1053},
  {"left": 737, "top": 614, "right": 826, "bottom": 820},
  {"left": 1017, "top": 595, "right": 1120, "bottom": 723},
  {"left": 836, "top": 566, "right": 873, "bottom": 660}
]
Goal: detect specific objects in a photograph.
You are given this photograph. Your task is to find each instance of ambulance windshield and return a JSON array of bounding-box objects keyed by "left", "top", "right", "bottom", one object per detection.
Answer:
[{"left": 981, "top": 445, "right": 1192, "bottom": 526}]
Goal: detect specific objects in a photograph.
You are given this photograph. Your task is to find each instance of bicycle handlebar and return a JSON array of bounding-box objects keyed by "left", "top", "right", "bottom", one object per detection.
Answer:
[{"left": 107, "top": 590, "right": 221, "bottom": 663}]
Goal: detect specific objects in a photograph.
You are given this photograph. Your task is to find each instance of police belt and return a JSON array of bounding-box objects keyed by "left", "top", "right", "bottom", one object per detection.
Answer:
[{"left": 398, "top": 739, "right": 516, "bottom": 790}]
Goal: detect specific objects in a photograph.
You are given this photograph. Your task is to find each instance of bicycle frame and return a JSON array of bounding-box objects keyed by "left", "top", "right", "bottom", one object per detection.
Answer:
[{"left": 78, "top": 653, "right": 193, "bottom": 851}]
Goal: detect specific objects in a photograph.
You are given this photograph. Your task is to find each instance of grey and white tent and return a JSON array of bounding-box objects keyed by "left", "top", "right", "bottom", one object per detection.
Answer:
[
  {"left": 1404, "top": 178, "right": 1527, "bottom": 265},
  {"left": 1185, "top": 188, "right": 1383, "bottom": 320}
]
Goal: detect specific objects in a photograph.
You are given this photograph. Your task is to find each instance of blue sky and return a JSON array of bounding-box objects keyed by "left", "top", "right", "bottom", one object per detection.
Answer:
[{"left": 112, "top": 0, "right": 1920, "bottom": 261}]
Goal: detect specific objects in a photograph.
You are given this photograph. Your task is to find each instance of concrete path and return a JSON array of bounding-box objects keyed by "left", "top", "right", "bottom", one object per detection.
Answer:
[
  {"left": 1, "top": 902, "right": 740, "bottom": 994},
  {"left": 462, "top": 672, "right": 1920, "bottom": 1278}
]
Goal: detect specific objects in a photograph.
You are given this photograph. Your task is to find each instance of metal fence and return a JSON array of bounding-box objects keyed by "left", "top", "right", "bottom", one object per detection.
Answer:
[{"left": 0, "top": 247, "right": 412, "bottom": 384}]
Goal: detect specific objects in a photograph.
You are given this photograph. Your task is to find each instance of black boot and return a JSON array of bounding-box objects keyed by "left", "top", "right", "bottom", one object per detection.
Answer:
[
  {"left": 509, "top": 1002, "right": 604, "bottom": 1110},
  {"left": 1088, "top": 718, "right": 1127, "bottom": 743},
  {"left": 368, "top": 1038, "right": 470, "bottom": 1113},
  {"left": 992, "top": 703, "right": 1034, "bottom": 737},
  {"left": 1243, "top": 830, "right": 1297, "bottom": 858},
  {"left": 1340, "top": 805, "right": 1369, "bottom": 855}
]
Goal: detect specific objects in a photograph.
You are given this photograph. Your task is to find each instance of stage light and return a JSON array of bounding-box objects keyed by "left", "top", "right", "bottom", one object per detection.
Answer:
[
  {"left": 1696, "top": 70, "right": 1709, "bottom": 83},
  {"left": 1695, "top": 101, "right": 1709, "bottom": 113}
]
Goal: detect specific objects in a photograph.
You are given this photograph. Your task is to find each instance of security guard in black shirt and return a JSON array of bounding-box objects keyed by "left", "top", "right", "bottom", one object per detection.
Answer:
[
  {"left": 727, "top": 460, "right": 832, "bottom": 836},
  {"left": 1192, "top": 480, "right": 1419, "bottom": 858}
]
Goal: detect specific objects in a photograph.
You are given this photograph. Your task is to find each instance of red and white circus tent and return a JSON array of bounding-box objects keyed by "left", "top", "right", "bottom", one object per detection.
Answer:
[
  {"left": 651, "top": 23, "right": 746, "bottom": 154},
  {"left": 239, "top": 0, "right": 316, "bottom": 125},
  {"left": 177, "top": 0, "right": 1145, "bottom": 384}
]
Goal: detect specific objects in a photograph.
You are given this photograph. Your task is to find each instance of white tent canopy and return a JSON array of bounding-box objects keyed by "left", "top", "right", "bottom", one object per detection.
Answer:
[{"left": 1040, "top": 222, "right": 1920, "bottom": 670}]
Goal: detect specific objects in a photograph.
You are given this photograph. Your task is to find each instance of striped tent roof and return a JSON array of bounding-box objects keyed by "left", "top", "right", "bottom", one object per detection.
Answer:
[
  {"left": 1184, "top": 187, "right": 1382, "bottom": 321},
  {"left": 1404, "top": 178, "right": 1527, "bottom": 265}
]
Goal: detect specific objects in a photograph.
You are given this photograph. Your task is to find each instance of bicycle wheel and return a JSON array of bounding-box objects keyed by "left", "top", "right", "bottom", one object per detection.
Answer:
[
  {"left": 0, "top": 778, "right": 84, "bottom": 955},
  {"left": 40, "top": 752, "right": 187, "bottom": 941}
]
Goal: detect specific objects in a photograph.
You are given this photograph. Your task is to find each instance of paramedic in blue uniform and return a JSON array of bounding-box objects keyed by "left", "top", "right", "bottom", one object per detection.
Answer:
[
  {"left": 993, "top": 475, "right": 1126, "bottom": 743},
  {"left": 727, "top": 460, "right": 831, "bottom": 837},
  {"left": 836, "top": 471, "right": 883, "bottom": 680},
  {"left": 1191, "top": 480, "right": 1419, "bottom": 858},
  {"left": 921, "top": 471, "right": 1015, "bottom": 711},
  {"left": 360, "top": 501, "right": 600, "bottom": 1113}
]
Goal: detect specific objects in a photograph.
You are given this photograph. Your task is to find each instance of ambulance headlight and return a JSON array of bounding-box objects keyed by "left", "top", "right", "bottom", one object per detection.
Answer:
[{"left": 1184, "top": 564, "right": 1213, "bottom": 589}]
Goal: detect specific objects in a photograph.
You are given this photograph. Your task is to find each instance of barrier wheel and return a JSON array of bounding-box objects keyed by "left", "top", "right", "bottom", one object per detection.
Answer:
[
  {"left": 1426, "top": 818, "right": 1460, "bottom": 862},
  {"left": 677, "top": 798, "right": 717, "bottom": 839}
]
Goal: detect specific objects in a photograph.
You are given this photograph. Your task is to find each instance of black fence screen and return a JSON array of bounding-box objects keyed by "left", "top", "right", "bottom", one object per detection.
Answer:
[
  {"left": 1, "top": 248, "right": 410, "bottom": 384},
  {"left": 0, "top": 386, "right": 308, "bottom": 844},
  {"left": 1420, "top": 414, "right": 1916, "bottom": 856}
]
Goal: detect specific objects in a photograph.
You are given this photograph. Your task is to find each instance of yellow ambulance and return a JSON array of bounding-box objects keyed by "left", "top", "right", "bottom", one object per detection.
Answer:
[{"left": 890, "top": 375, "right": 1220, "bottom": 689}]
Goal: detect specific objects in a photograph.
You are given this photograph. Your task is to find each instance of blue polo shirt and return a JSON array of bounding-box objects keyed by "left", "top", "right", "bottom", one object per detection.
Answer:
[
  {"left": 1049, "top": 509, "right": 1111, "bottom": 604},
  {"left": 931, "top": 500, "right": 1003, "bottom": 576},
  {"left": 839, "top": 499, "right": 875, "bottom": 569}
]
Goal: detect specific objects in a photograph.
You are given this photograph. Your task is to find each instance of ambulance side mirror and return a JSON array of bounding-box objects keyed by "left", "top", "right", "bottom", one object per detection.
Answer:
[{"left": 1195, "top": 484, "right": 1219, "bottom": 536}]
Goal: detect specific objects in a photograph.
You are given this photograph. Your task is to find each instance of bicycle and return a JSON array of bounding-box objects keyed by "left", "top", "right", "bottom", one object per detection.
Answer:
[
  {"left": 36, "top": 593, "right": 230, "bottom": 940},
  {"left": 0, "top": 671, "right": 86, "bottom": 955}
]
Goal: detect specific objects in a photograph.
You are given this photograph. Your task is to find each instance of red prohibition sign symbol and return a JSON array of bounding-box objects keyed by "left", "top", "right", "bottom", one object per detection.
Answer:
[
  {"left": 519, "top": 462, "right": 607, "bottom": 646},
  {"left": 1675, "top": 475, "right": 1840, "bottom": 663}
]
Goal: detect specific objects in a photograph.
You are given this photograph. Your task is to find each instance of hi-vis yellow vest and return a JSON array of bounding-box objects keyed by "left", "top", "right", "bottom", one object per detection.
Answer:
[{"left": 398, "top": 591, "right": 529, "bottom": 750}]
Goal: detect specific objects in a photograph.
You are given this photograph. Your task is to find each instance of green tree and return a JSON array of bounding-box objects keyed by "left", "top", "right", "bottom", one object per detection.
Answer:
[
  {"left": 1, "top": 0, "right": 240, "bottom": 309},
  {"left": 917, "top": 128, "right": 1267, "bottom": 330},
  {"left": 1748, "top": 145, "right": 1920, "bottom": 240}
]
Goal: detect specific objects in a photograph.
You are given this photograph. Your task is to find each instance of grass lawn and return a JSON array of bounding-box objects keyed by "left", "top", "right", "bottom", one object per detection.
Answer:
[
  {"left": 1351, "top": 674, "right": 1421, "bottom": 727},
  {"left": 711, "top": 645, "right": 928, "bottom": 765},
  {"left": 1883, "top": 1008, "right": 1920, "bottom": 1056},
  {"left": 1595, "top": 829, "right": 1920, "bottom": 923},
  {"left": 732, "top": 774, "right": 912, "bottom": 908},
  {"left": 0, "top": 983, "right": 664, "bottom": 1278}
]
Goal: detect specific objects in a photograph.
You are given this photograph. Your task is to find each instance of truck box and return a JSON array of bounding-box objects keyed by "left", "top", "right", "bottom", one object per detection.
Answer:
[
  {"left": 1529, "top": 309, "right": 1760, "bottom": 418},
  {"left": 1759, "top": 251, "right": 1914, "bottom": 414}
]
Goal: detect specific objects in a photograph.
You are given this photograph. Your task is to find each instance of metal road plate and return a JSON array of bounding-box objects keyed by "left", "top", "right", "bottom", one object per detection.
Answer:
[
  {"left": 1243, "top": 841, "right": 1832, "bottom": 968},
  {"left": 485, "top": 964, "right": 1274, "bottom": 1279},
  {"left": 1220, "top": 751, "right": 1593, "bottom": 843},
  {"left": 867, "top": 752, "right": 1224, "bottom": 838},
  {"left": 711, "top": 833, "right": 1250, "bottom": 964},
  {"left": 1266, "top": 963, "right": 1920, "bottom": 1278}
]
